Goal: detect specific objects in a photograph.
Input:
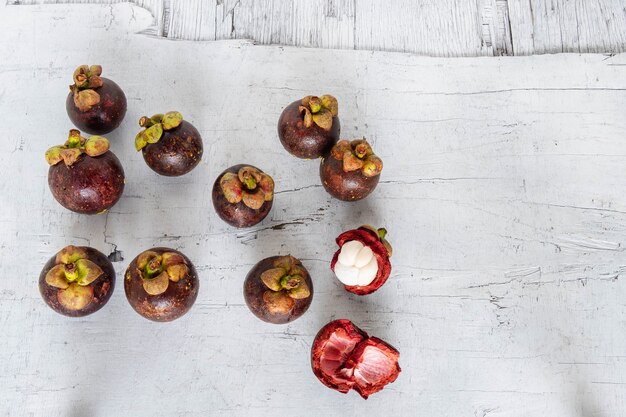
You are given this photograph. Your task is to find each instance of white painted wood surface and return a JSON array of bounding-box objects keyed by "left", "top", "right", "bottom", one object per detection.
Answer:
[
  {"left": 7, "top": 0, "right": 626, "bottom": 56},
  {"left": 1, "top": 3, "right": 626, "bottom": 416}
]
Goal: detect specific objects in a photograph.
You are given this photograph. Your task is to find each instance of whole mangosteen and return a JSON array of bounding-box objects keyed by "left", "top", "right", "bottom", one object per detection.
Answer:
[
  {"left": 46, "top": 129, "right": 125, "bottom": 214},
  {"left": 124, "top": 248, "right": 199, "bottom": 322},
  {"left": 244, "top": 255, "right": 313, "bottom": 324},
  {"left": 134, "top": 111, "right": 203, "bottom": 176},
  {"left": 39, "top": 245, "right": 115, "bottom": 317},
  {"left": 331, "top": 225, "right": 392, "bottom": 295},
  {"left": 66, "top": 65, "right": 127, "bottom": 134},
  {"left": 278, "top": 95, "right": 340, "bottom": 159},
  {"left": 311, "top": 319, "right": 401, "bottom": 399},
  {"left": 212, "top": 164, "right": 274, "bottom": 228},
  {"left": 320, "top": 139, "right": 383, "bottom": 201}
]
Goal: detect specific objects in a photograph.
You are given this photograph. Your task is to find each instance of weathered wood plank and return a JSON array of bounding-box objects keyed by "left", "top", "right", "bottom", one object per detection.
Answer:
[
  {"left": 7, "top": 0, "right": 626, "bottom": 56},
  {"left": 1, "top": 3, "right": 626, "bottom": 416}
]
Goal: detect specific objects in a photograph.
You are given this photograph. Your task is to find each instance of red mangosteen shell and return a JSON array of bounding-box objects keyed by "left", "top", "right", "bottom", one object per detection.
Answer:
[
  {"left": 124, "top": 247, "right": 199, "bottom": 322},
  {"left": 142, "top": 120, "right": 203, "bottom": 177},
  {"left": 278, "top": 100, "right": 340, "bottom": 159},
  {"left": 212, "top": 164, "right": 273, "bottom": 228},
  {"left": 38, "top": 246, "right": 115, "bottom": 317},
  {"left": 66, "top": 78, "right": 127, "bottom": 135},
  {"left": 330, "top": 227, "right": 391, "bottom": 295},
  {"left": 48, "top": 150, "right": 125, "bottom": 214},
  {"left": 311, "top": 319, "right": 401, "bottom": 399}
]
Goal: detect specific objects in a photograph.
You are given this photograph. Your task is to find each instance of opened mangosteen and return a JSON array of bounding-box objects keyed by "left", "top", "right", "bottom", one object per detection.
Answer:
[
  {"left": 278, "top": 95, "right": 340, "bottom": 159},
  {"left": 46, "top": 129, "right": 125, "bottom": 214},
  {"left": 244, "top": 255, "right": 313, "bottom": 324},
  {"left": 311, "top": 319, "right": 401, "bottom": 399},
  {"left": 39, "top": 245, "right": 115, "bottom": 317},
  {"left": 320, "top": 139, "right": 383, "bottom": 201},
  {"left": 331, "top": 225, "right": 392, "bottom": 295},
  {"left": 124, "top": 248, "right": 199, "bottom": 322},
  {"left": 66, "top": 65, "right": 127, "bottom": 134},
  {"left": 212, "top": 164, "right": 274, "bottom": 228},
  {"left": 134, "top": 111, "right": 203, "bottom": 176}
]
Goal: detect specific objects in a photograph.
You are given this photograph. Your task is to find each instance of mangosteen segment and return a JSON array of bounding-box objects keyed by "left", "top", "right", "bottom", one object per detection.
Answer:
[
  {"left": 39, "top": 245, "right": 116, "bottom": 317},
  {"left": 311, "top": 319, "right": 400, "bottom": 399},
  {"left": 330, "top": 226, "right": 392, "bottom": 295},
  {"left": 212, "top": 164, "right": 275, "bottom": 228},
  {"left": 244, "top": 255, "right": 313, "bottom": 324}
]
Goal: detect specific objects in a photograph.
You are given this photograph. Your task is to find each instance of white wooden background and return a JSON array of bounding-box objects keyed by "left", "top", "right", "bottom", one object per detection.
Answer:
[
  {"left": 1, "top": 2, "right": 626, "bottom": 417},
  {"left": 7, "top": 0, "right": 626, "bottom": 56}
]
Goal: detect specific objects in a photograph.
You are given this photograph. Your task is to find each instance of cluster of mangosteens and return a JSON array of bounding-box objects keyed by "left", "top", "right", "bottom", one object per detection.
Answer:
[
  {"left": 278, "top": 94, "right": 384, "bottom": 201},
  {"left": 40, "top": 67, "right": 399, "bottom": 399}
]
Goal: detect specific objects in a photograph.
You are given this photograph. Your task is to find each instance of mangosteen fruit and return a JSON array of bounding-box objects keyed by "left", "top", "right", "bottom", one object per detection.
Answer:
[
  {"left": 244, "top": 255, "right": 313, "bottom": 324},
  {"left": 331, "top": 225, "right": 392, "bottom": 295},
  {"left": 320, "top": 139, "right": 383, "bottom": 201},
  {"left": 278, "top": 95, "right": 340, "bottom": 159},
  {"left": 311, "top": 319, "right": 401, "bottom": 399},
  {"left": 134, "top": 111, "right": 203, "bottom": 176},
  {"left": 124, "top": 248, "right": 199, "bottom": 322},
  {"left": 39, "top": 245, "right": 115, "bottom": 317},
  {"left": 66, "top": 65, "right": 127, "bottom": 134},
  {"left": 212, "top": 164, "right": 274, "bottom": 228},
  {"left": 46, "top": 129, "right": 125, "bottom": 214}
]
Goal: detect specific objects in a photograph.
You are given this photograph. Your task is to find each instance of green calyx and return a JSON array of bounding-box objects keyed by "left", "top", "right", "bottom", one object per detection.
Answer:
[
  {"left": 134, "top": 111, "right": 183, "bottom": 151},
  {"left": 298, "top": 95, "right": 338, "bottom": 131},
  {"left": 45, "top": 246, "right": 104, "bottom": 310},
  {"left": 45, "top": 130, "right": 110, "bottom": 167},
  {"left": 70, "top": 65, "right": 104, "bottom": 112}
]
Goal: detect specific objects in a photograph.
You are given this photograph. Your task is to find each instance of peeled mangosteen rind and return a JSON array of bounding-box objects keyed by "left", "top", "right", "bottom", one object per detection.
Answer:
[
  {"left": 39, "top": 246, "right": 115, "bottom": 317},
  {"left": 311, "top": 319, "right": 401, "bottom": 399},
  {"left": 212, "top": 164, "right": 274, "bottom": 228},
  {"left": 331, "top": 227, "right": 392, "bottom": 295},
  {"left": 124, "top": 247, "right": 199, "bottom": 322},
  {"left": 48, "top": 149, "right": 125, "bottom": 214},
  {"left": 278, "top": 99, "right": 340, "bottom": 159},
  {"left": 139, "top": 119, "right": 203, "bottom": 177},
  {"left": 243, "top": 255, "right": 313, "bottom": 324},
  {"left": 66, "top": 70, "right": 127, "bottom": 135}
]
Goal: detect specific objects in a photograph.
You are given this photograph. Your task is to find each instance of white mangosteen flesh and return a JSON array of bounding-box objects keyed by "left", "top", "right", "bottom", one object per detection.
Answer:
[{"left": 334, "top": 240, "right": 378, "bottom": 286}]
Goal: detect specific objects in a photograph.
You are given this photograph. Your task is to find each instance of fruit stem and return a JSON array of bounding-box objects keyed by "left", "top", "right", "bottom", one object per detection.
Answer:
[
  {"left": 377, "top": 228, "right": 387, "bottom": 240},
  {"left": 64, "top": 263, "right": 79, "bottom": 282},
  {"left": 145, "top": 257, "right": 163, "bottom": 278},
  {"left": 67, "top": 130, "right": 82, "bottom": 148},
  {"left": 139, "top": 116, "right": 153, "bottom": 128}
]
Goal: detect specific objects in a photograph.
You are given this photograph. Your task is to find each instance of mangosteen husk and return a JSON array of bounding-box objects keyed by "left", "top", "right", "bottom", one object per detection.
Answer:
[
  {"left": 278, "top": 95, "right": 340, "bottom": 159},
  {"left": 243, "top": 255, "right": 313, "bottom": 324},
  {"left": 212, "top": 164, "right": 274, "bottom": 228},
  {"left": 66, "top": 65, "right": 127, "bottom": 135},
  {"left": 39, "top": 245, "right": 115, "bottom": 317},
  {"left": 124, "top": 247, "right": 199, "bottom": 322}
]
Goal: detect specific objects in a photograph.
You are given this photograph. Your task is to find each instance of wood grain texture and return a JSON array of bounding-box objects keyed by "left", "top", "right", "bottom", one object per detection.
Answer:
[
  {"left": 7, "top": 0, "right": 626, "bottom": 56},
  {"left": 1, "top": 3, "right": 626, "bottom": 417}
]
